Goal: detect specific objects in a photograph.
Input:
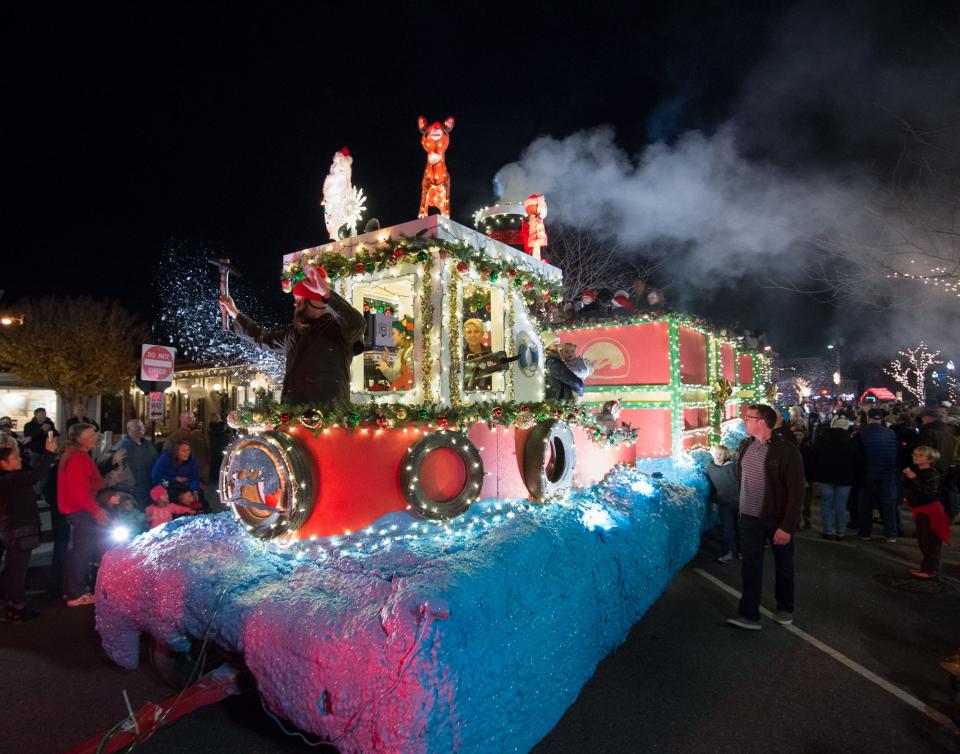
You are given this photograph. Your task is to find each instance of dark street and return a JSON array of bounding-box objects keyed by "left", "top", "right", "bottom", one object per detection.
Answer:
[{"left": 2, "top": 505, "right": 958, "bottom": 754}]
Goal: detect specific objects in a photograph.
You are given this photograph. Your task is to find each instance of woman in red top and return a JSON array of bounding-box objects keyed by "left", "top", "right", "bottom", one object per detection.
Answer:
[{"left": 58, "top": 423, "right": 109, "bottom": 606}]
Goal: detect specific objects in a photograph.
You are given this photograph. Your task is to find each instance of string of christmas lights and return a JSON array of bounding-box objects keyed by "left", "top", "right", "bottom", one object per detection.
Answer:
[{"left": 883, "top": 342, "right": 942, "bottom": 403}]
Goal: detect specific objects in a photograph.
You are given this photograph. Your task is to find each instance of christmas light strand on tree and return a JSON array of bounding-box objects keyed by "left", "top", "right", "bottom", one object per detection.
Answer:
[
  {"left": 154, "top": 241, "right": 285, "bottom": 386},
  {"left": 883, "top": 342, "right": 941, "bottom": 404}
]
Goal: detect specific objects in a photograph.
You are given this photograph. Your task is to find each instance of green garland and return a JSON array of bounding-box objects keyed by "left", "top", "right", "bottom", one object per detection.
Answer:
[
  {"left": 281, "top": 235, "right": 564, "bottom": 306},
  {"left": 711, "top": 378, "right": 733, "bottom": 413},
  {"left": 226, "top": 399, "right": 640, "bottom": 448}
]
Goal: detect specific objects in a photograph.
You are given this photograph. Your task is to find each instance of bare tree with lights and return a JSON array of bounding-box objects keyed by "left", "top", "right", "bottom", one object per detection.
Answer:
[
  {"left": 883, "top": 342, "right": 942, "bottom": 404},
  {"left": 804, "top": 124, "right": 960, "bottom": 304}
]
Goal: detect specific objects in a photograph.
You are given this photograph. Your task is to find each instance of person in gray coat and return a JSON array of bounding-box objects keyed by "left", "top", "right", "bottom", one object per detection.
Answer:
[
  {"left": 706, "top": 445, "right": 740, "bottom": 562},
  {"left": 111, "top": 419, "right": 159, "bottom": 509}
]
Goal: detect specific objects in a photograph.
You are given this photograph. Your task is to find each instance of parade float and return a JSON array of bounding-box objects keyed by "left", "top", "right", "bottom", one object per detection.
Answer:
[{"left": 91, "top": 122, "right": 768, "bottom": 754}]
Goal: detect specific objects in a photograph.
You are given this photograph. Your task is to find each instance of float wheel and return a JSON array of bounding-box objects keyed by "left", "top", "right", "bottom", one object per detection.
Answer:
[
  {"left": 400, "top": 431, "right": 484, "bottom": 520},
  {"left": 523, "top": 420, "right": 576, "bottom": 501}
]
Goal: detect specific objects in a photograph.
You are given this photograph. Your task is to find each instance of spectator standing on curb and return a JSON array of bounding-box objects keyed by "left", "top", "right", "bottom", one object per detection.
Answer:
[
  {"left": 0, "top": 430, "right": 58, "bottom": 621},
  {"left": 727, "top": 404, "right": 805, "bottom": 631},
  {"left": 112, "top": 419, "right": 158, "bottom": 509},
  {"left": 902, "top": 446, "right": 951, "bottom": 578},
  {"left": 58, "top": 423, "right": 111, "bottom": 607},
  {"left": 66, "top": 404, "right": 99, "bottom": 433},
  {"left": 812, "top": 416, "right": 857, "bottom": 540},
  {"left": 855, "top": 408, "right": 900, "bottom": 542},
  {"left": 705, "top": 446, "right": 740, "bottom": 563},
  {"left": 915, "top": 407, "right": 955, "bottom": 512}
]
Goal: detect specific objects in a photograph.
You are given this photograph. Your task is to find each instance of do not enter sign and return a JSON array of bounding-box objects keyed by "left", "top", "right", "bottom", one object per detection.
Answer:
[{"left": 141, "top": 344, "right": 176, "bottom": 382}]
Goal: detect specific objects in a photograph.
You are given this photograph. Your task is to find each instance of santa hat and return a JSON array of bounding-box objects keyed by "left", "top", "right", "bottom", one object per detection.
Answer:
[
  {"left": 580, "top": 290, "right": 596, "bottom": 305},
  {"left": 339, "top": 146, "right": 350, "bottom": 157},
  {"left": 292, "top": 280, "right": 327, "bottom": 301},
  {"left": 612, "top": 290, "right": 633, "bottom": 309},
  {"left": 523, "top": 194, "right": 548, "bottom": 218},
  {"left": 291, "top": 264, "right": 329, "bottom": 301},
  {"left": 150, "top": 484, "right": 167, "bottom": 502}
]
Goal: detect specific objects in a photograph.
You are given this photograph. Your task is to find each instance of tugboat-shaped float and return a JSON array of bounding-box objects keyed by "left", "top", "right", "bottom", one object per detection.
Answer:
[{"left": 220, "top": 214, "right": 766, "bottom": 541}]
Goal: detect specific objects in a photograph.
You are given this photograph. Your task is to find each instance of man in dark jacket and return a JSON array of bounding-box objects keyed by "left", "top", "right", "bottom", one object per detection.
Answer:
[
  {"left": 220, "top": 265, "right": 365, "bottom": 406},
  {"left": 855, "top": 408, "right": 899, "bottom": 541},
  {"left": 23, "top": 407, "right": 52, "bottom": 459},
  {"left": 811, "top": 416, "right": 856, "bottom": 539},
  {"left": 727, "top": 404, "right": 805, "bottom": 630}
]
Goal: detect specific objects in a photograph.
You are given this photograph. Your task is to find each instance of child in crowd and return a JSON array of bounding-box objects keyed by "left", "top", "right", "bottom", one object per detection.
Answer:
[
  {"left": 705, "top": 445, "right": 740, "bottom": 563},
  {"left": 145, "top": 484, "right": 197, "bottom": 529},
  {"left": 902, "top": 446, "right": 952, "bottom": 578},
  {"left": 177, "top": 489, "right": 203, "bottom": 511},
  {"left": 112, "top": 493, "right": 147, "bottom": 536}
]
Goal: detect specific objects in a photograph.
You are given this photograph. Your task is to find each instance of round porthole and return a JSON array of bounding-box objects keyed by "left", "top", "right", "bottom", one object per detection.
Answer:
[
  {"left": 219, "top": 431, "right": 315, "bottom": 539},
  {"left": 522, "top": 420, "right": 576, "bottom": 500},
  {"left": 400, "top": 431, "right": 484, "bottom": 520}
]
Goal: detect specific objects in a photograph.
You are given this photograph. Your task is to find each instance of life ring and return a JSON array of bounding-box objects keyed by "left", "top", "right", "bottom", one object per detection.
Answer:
[
  {"left": 523, "top": 420, "right": 576, "bottom": 501},
  {"left": 219, "top": 431, "right": 316, "bottom": 539},
  {"left": 400, "top": 431, "right": 484, "bottom": 520}
]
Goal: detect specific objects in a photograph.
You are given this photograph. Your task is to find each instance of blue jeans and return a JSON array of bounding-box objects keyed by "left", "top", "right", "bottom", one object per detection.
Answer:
[
  {"left": 737, "top": 515, "right": 795, "bottom": 620},
  {"left": 818, "top": 483, "right": 851, "bottom": 536},
  {"left": 718, "top": 504, "right": 740, "bottom": 556},
  {"left": 65, "top": 511, "right": 103, "bottom": 599},
  {"left": 858, "top": 474, "right": 898, "bottom": 539}
]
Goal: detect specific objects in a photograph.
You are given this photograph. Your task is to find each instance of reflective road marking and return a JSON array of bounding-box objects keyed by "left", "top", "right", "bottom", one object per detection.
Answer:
[{"left": 693, "top": 567, "right": 959, "bottom": 734}]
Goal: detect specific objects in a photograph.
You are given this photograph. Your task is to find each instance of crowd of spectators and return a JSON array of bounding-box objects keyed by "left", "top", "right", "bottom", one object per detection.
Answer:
[
  {"left": 706, "top": 401, "right": 959, "bottom": 580},
  {"left": 0, "top": 407, "right": 229, "bottom": 621}
]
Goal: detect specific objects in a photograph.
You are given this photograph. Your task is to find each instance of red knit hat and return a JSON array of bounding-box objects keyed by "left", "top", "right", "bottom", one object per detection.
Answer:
[{"left": 150, "top": 484, "right": 167, "bottom": 502}]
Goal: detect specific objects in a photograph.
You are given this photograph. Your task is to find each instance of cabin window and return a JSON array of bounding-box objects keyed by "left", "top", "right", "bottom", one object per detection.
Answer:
[
  {"left": 351, "top": 276, "right": 416, "bottom": 393},
  {"left": 461, "top": 284, "right": 505, "bottom": 393}
]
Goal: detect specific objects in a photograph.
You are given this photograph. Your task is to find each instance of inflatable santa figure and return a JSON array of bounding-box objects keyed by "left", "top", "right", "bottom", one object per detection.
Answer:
[{"left": 522, "top": 194, "right": 548, "bottom": 261}]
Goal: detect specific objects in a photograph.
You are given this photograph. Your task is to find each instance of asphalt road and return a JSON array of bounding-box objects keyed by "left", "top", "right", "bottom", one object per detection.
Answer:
[{"left": 2, "top": 510, "right": 958, "bottom": 753}]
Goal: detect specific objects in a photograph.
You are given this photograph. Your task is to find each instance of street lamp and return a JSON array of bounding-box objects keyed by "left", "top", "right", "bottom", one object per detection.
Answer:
[{"left": 827, "top": 339, "right": 843, "bottom": 389}]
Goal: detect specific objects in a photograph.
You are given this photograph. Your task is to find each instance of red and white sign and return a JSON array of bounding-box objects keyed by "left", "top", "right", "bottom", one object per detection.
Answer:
[
  {"left": 147, "top": 391, "right": 165, "bottom": 421},
  {"left": 141, "top": 344, "right": 176, "bottom": 381}
]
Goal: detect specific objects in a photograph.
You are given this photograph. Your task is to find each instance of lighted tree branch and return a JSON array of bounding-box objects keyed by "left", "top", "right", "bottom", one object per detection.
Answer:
[{"left": 883, "top": 342, "right": 941, "bottom": 403}]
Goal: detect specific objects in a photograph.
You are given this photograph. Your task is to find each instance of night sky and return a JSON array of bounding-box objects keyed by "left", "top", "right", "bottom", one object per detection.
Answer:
[{"left": 5, "top": 2, "right": 959, "bottom": 359}]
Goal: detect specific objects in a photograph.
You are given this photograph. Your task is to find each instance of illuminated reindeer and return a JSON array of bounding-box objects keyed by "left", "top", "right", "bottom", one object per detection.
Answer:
[{"left": 417, "top": 116, "right": 454, "bottom": 218}]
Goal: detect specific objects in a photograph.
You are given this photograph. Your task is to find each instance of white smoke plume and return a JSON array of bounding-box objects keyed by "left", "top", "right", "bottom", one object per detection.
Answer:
[
  {"left": 494, "top": 124, "right": 872, "bottom": 286},
  {"left": 492, "top": 2, "right": 960, "bottom": 358}
]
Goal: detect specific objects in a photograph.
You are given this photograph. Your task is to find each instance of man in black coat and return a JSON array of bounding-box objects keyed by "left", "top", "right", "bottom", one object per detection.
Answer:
[
  {"left": 220, "top": 264, "right": 365, "bottom": 406},
  {"left": 728, "top": 404, "right": 806, "bottom": 630}
]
